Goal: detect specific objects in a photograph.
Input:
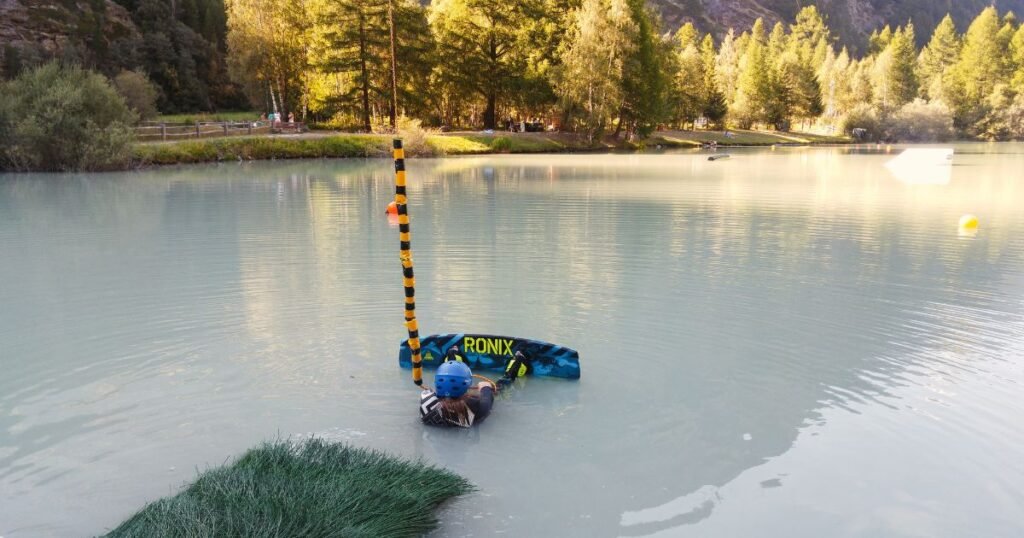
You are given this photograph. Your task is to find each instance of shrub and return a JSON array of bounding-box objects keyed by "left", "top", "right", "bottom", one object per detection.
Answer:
[
  {"left": 889, "top": 99, "right": 955, "bottom": 142},
  {"left": 397, "top": 115, "right": 433, "bottom": 156},
  {"left": 839, "top": 103, "right": 884, "bottom": 141},
  {"left": 0, "top": 63, "right": 136, "bottom": 171},
  {"left": 111, "top": 70, "right": 160, "bottom": 121},
  {"left": 490, "top": 136, "right": 513, "bottom": 151},
  {"left": 1001, "top": 96, "right": 1024, "bottom": 140}
]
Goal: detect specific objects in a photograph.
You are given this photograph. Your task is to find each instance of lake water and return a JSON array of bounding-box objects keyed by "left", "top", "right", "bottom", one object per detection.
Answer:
[{"left": 2, "top": 146, "right": 1023, "bottom": 537}]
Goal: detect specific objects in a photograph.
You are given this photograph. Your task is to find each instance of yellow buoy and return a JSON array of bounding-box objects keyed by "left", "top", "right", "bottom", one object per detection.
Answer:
[{"left": 959, "top": 214, "right": 979, "bottom": 230}]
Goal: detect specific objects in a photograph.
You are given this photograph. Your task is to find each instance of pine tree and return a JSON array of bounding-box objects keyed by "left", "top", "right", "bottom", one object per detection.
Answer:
[
  {"left": 947, "top": 7, "right": 1014, "bottom": 133},
  {"left": 671, "top": 23, "right": 703, "bottom": 128},
  {"left": 732, "top": 18, "right": 772, "bottom": 128},
  {"left": 869, "top": 25, "right": 893, "bottom": 54},
  {"left": 429, "top": 0, "right": 539, "bottom": 129},
  {"left": 871, "top": 24, "right": 917, "bottom": 112},
  {"left": 917, "top": 14, "right": 960, "bottom": 101},
  {"left": 307, "top": 0, "right": 431, "bottom": 131},
  {"left": 699, "top": 34, "right": 727, "bottom": 128},
  {"left": 1012, "top": 25, "right": 1024, "bottom": 93},
  {"left": 617, "top": 0, "right": 672, "bottom": 138}
]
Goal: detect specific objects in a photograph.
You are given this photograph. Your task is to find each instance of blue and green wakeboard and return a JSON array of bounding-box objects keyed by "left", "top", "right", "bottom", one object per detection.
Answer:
[{"left": 399, "top": 333, "right": 580, "bottom": 379}]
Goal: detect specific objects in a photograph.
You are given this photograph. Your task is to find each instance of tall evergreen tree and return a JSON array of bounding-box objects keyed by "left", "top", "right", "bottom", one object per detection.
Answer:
[
  {"left": 699, "top": 34, "right": 727, "bottom": 128},
  {"left": 917, "top": 14, "right": 960, "bottom": 101},
  {"left": 429, "top": 0, "right": 539, "bottom": 129},
  {"left": 616, "top": 0, "right": 672, "bottom": 138},
  {"left": 671, "top": 23, "right": 704, "bottom": 128},
  {"left": 1012, "top": 24, "right": 1024, "bottom": 93},
  {"left": 307, "top": 0, "right": 432, "bottom": 131},
  {"left": 732, "top": 18, "right": 777, "bottom": 128},
  {"left": 947, "top": 7, "right": 1013, "bottom": 133},
  {"left": 871, "top": 24, "right": 917, "bottom": 111},
  {"left": 868, "top": 25, "right": 893, "bottom": 54}
]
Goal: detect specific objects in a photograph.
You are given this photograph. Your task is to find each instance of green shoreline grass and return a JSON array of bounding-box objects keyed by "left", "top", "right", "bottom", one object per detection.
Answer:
[
  {"left": 105, "top": 438, "right": 473, "bottom": 538},
  {"left": 132, "top": 130, "right": 851, "bottom": 167}
]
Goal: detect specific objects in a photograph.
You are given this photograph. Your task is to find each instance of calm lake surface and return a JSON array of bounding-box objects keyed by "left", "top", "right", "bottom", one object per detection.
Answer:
[{"left": 2, "top": 146, "right": 1023, "bottom": 537}]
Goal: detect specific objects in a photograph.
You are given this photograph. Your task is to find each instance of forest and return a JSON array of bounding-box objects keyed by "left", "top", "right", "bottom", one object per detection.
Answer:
[
  {"left": 223, "top": 1, "right": 1024, "bottom": 140},
  {"left": 2, "top": 1, "right": 1024, "bottom": 140}
]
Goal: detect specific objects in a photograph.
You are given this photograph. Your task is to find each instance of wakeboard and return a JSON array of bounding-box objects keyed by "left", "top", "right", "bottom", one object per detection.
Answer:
[{"left": 399, "top": 333, "right": 580, "bottom": 379}]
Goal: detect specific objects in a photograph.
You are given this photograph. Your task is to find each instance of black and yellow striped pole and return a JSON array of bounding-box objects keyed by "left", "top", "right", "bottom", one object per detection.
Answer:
[{"left": 393, "top": 139, "right": 423, "bottom": 386}]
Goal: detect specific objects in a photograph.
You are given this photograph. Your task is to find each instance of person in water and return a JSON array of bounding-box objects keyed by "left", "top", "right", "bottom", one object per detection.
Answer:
[{"left": 419, "top": 346, "right": 528, "bottom": 428}]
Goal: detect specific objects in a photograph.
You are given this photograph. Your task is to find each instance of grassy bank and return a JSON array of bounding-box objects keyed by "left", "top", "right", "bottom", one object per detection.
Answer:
[
  {"left": 134, "top": 135, "right": 392, "bottom": 165},
  {"left": 132, "top": 129, "right": 851, "bottom": 166},
  {"left": 427, "top": 132, "right": 600, "bottom": 154},
  {"left": 105, "top": 438, "right": 473, "bottom": 537},
  {"left": 155, "top": 111, "right": 260, "bottom": 124},
  {"left": 653, "top": 129, "right": 850, "bottom": 147}
]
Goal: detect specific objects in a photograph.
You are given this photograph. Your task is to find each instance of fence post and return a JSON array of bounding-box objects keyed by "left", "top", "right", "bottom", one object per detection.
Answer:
[
  {"left": 161, "top": 123, "right": 167, "bottom": 141},
  {"left": 195, "top": 121, "right": 200, "bottom": 138},
  {"left": 248, "top": 122, "right": 253, "bottom": 136}
]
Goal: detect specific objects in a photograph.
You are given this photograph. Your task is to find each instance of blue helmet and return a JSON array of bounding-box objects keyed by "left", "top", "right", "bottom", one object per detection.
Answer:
[{"left": 435, "top": 360, "right": 473, "bottom": 398}]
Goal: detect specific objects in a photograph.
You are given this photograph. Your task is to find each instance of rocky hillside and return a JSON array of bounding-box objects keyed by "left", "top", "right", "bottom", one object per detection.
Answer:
[
  {"left": 1, "top": 0, "right": 242, "bottom": 112},
  {"left": 651, "top": 0, "right": 1024, "bottom": 51},
  {"left": 0, "top": 0, "right": 137, "bottom": 61}
]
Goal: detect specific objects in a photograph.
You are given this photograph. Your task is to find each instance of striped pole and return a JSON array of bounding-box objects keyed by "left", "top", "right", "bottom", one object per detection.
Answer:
[{"left": 393, "top": 139, "right": 423, "bottom": 386}]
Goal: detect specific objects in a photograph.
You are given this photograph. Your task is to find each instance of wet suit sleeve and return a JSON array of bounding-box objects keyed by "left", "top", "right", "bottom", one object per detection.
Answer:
[
  {"left": 420, "top": 390, "right": 447, "bottom": 426},
  {"left": 466, "top": 386, "right": 494, "bottom": 424}
]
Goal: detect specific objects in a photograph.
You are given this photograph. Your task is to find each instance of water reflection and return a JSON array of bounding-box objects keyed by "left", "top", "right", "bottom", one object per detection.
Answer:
[{"left": 1, "top": 147, "right": 1023, "bottom": 537}]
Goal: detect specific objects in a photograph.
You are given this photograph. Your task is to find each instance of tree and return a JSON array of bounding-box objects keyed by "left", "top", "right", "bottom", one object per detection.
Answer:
[
  {"left": 226, "top": 0, "right": 308, "bottom": 118},
  {"left": 947, "top": 7, "right": 1013, "bottom": 134},
  {"left": 871, "top": 24, "right": 917, "bottom": 112},
  {"left": 512, "top": 0, "right": 578, "bottom": 119},
  {"left": 732, "top": 19, "right": 776, "bottom": 128},
  {"left": 917, "top": 14, "right": 960, "bottom": 101},
  {"left": 868, "top": 25, "right": 893, "bottom": 54},
  {"left": 1011, "top": 24, "right": 1024, "bottom": 93},
  {"left": 112, "top": 70, "right": 160, "bottom": 120},
  {"left": 307, "top": 0, "right": 433, "bottom": 131},
  {"left": 429, "top": 0, "right": 539, "bottom": 129},
  {"left": 617, "top": 0, "right": 673, "bottom": 138},
  {"left": 555, "top": 0, "right": 634, "bottom": 142},
  {"left": 308, "top": 0, "right": 387, "bottom": 132},
  {"left": 715, "top": 30, "right": 741, "bottom": 106},
  {"left": 699, "top": 34, "right": 727, "bottom": 128},
  {"left": 0, "top": 63, "right": 136, "bottom": 171},
  {"left": 670, "top": 23, "right": 704, "bottom": 128}
]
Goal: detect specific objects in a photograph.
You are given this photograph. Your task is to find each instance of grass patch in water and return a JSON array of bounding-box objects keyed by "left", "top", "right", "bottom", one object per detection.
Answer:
[{"left": 105, "top": 438, "right": 473, "bottom": 538}]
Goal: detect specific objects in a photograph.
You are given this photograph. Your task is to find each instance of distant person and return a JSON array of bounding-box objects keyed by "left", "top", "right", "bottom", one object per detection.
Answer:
[
  {"left": 419, "top": 346, "right": 527, "bottom": 428},
  {"left": 288, "top": 112, "right": 295, "bottom": 124}
]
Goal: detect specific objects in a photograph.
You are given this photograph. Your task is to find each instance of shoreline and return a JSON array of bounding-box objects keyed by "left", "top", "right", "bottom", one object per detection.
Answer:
[{"left": 130, "top": 130, "right": 853, "bottom": 168}]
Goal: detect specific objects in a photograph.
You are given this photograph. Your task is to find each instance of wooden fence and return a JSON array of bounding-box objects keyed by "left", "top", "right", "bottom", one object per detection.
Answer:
[{"left": 135, "top": 121, "right": 307, "bottom": 141}]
